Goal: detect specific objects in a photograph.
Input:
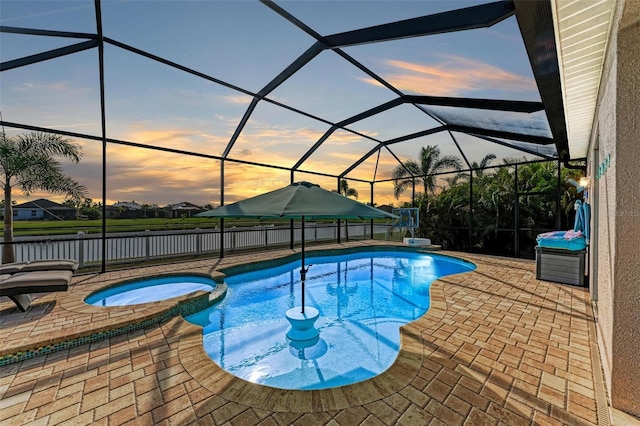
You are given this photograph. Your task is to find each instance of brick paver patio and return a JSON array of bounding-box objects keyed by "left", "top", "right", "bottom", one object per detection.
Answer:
[{"left": 0, "top": 242, "right": 609, "bottom": 425}]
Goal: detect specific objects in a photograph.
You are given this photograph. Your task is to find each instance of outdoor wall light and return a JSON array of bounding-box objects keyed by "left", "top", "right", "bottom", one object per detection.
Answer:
[{"left": 579, "top": 176, "right": 590, "bottom": 188}]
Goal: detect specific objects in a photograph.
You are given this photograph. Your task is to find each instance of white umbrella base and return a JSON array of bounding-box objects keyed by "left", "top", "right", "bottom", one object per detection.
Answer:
[{"left": 285, "top": 306, "right": 319, "bottom": 341}]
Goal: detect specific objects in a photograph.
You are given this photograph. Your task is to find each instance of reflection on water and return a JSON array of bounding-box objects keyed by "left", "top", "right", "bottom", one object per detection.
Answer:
[
  {"left": 288, "top": 335, "right": 328, "bottom": 360},
  {"left": 186, "top": 251, "right": 474, "bottom": 390}
]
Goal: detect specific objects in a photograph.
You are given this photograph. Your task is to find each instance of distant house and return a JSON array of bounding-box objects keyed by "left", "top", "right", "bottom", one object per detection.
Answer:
[
  {"left": 112, "top": 201, "right": 142, "bottom": 211},
  {"left": 167, "top": 202, "right": 204, "bottom": 218},
  {"left": 106, "top": 201, "right": 144, "bottom": 219},
  {"left": 12, "top": 198, "right": 76, "bottom": 221}
]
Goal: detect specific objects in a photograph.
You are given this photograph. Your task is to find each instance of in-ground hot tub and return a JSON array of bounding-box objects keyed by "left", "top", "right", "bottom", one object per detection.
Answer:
[{"left": 85, "top": 274, "right": 216, "bottom": 306}]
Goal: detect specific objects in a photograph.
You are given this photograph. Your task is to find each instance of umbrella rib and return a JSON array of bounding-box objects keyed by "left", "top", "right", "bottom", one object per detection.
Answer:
[{"left": 279, "top": 186, "right": 303, "bottom": 217}]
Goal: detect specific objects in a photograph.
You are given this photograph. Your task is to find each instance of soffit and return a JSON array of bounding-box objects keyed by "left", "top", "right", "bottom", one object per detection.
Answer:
[{"left": 552, "top": 0, "right": 616, "bottom": 158}]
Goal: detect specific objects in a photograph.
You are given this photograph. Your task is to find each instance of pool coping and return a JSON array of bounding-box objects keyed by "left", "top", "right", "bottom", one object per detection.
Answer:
[{"left": 0, "top": 278, "right": 227, "bottom": 365}]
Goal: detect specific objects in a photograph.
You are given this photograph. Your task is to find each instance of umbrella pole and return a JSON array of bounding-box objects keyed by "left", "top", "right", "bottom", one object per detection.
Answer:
[{"left": 301, "top": 216, "right": 305, "bottom": 314}]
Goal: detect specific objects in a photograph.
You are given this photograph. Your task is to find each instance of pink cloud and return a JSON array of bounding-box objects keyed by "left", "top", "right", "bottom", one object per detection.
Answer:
[{"left": 362, "top": 54, "right": 536, "bottom": 96}]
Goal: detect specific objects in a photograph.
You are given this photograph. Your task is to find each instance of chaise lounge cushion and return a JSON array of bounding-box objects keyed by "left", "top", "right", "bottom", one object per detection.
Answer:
[
  {"left": 1, "top": 269, "right": 74, "bottom": 312},
  {"left": 0, "top": 263, "right": 28, "bottom": 275},
  {"left": 22, "top": 259, "right": 78, "bottom": 273},
  {"left": 1, "top": 270, "right": 73, "bottom": 294},
  {"left": 0, "top": 259, "right": 78, "bottom": 275}
]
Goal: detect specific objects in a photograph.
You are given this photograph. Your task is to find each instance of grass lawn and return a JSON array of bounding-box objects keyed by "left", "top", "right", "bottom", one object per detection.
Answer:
[
  {"left": 10, "top": 218, "right": 223, "bottom": 236},
  {"left": 8, "top": 218, "right": 369, "bottom": 236}
]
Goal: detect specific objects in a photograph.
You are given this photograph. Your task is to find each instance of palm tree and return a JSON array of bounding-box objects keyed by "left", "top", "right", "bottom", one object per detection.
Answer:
[
  {"left": 1, "top": 131, "right": 87, "bottom": 263},
  {"left": 471, "top": 153, "right": 496, "bottom": 178},
  {"left": 440, "top": 174, "right": 464, "bottom": 191},
  {"left": 458, "top": 153, "right": 496, "bottom": 181},
  {"left": 476, "top": 166, "right": 515, "bottom": 237},
  {"left": 338, "top": 179, "right": 358, "bottom": 199},
  {"left": 392, "top": 145, "right": 462, "bottom": 200},
  {"left": 391, "top": 146, "right": 461, "bottom": 240}
]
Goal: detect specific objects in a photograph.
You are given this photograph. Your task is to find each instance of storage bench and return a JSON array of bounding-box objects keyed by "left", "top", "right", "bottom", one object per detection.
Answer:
[{"left": 535, "top": 246, "right": 586, "bottom": 287}]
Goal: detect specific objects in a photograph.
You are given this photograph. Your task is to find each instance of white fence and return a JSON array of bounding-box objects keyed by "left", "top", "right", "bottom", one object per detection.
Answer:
[{"left": 3, "top": 222, "right": 396, "bottom": 268}]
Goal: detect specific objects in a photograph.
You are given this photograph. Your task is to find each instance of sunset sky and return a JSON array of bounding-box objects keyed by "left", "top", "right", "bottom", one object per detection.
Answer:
[{"left": 1, "top": 0, "right": 550, "bottom": 208}]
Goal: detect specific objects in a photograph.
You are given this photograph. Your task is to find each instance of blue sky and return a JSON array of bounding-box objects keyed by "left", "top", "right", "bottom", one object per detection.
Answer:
[{"left": 1, "top": 0, "right": 550, "bottom": 207}]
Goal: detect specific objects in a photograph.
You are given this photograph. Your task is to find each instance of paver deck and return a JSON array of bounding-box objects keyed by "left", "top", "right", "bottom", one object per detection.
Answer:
[{"left": 0, "top": 241, "right": 609, "bottom": 425}]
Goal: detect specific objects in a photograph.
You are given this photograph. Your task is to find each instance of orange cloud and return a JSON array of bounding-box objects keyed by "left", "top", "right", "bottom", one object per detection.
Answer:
[
  {"left": 105, "top": 125, "right": 231, "bottom": 158},
  {"left": 230, "top": 124, "right": 329, "bottom": 168},
  {"left": 362, "top": 54, "right": 535, "bottom": 96},
  {"left": 237, "top": 127, "right": 323, "bottom": 147},
  {"left": 25, "top": 122, "right": 404, "bottom": 207}
]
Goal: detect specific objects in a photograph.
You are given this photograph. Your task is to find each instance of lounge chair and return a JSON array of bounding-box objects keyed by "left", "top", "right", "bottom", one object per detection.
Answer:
[
  {"left": 1, "top": 270, "right": 74, "bottom": 312},
  {"left": 0, "top": 259, "right": 78, "bottom": 275}
]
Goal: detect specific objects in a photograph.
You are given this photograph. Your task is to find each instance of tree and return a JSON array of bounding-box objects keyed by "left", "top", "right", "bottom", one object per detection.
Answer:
[
  {"left": 0, "top": 131, "right": 87, "bottom": 263},
  {"left": 79, "top": 197, "right": 102, "bottom": 220},
  {"left": 391, "top": 146, "right": 462, "bottom": 239},
  {"left": 429, "top": 179, "right": 471, "bottom": 249},
  {"left": 471, "top": 153, "right": 497, "bottom": 178},
  {"left": 391, "top": 145, "right": 462, "bottom": 201},
  {"left": 0, "top": 199, "right": 15, "bottom": 218},
  {"left": 453, "top": 153, "right": 497, "bottom": 185},
  {"left": 338, "top": 179, "right": 358, "bottom": 199},
  {"left": 476, "top": 166, "right": 515, "bottom": 239}
]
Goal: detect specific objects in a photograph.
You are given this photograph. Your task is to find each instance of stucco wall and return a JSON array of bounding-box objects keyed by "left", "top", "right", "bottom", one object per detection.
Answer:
[
  {"left": 592, "top": 48, "right": 616, "bottom": 409},
  {"left": 590, "top": 0, "right": 640, "bottom": 417},
  {"left": 611, "top": 0, "right": 640, "bottom": 415}
]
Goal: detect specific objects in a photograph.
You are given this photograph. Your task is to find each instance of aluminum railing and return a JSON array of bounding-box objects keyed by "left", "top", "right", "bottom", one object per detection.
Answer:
[{"left": 1, "top": 222, "right": 398, "bottom": 268}]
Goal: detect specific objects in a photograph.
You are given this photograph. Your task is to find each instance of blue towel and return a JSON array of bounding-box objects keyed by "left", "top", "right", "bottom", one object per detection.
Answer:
[
  {"left": 574, "top": 200, "right": 584, "bottom": 233},
  {"left": 573, "top": 200, "right": 591, "bottom": 243},
  {"left": 582, "top": 203, "right": 591, "bottom": 241}
]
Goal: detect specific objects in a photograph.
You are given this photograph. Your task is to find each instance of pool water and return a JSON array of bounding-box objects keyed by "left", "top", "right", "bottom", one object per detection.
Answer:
[
  {"left": 186, "top": 250, "right": 475, "bottom": 390},
  {"left": 85, "top": 275, "right": 216, "bottom": 306}
]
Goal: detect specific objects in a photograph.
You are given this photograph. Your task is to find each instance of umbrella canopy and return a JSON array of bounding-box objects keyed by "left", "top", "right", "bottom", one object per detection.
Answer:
[
  {"left": 196, "top": 182, "right": 399, "bottom": 314},
  {"left": 196, "top": 181, "right": 399, "bottom": 221}
]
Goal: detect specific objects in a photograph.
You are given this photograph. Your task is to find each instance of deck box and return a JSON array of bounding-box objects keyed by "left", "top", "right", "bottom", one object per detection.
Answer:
[{"left": 535, "top": 246, "right": 586, "bottom": 287}]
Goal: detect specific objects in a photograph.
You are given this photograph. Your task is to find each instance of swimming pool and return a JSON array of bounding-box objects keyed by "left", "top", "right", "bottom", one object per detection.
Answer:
[
  {"left": 186, "top": 249, "right": 475, "bottom": 390},
  {"left": 85, "top": 274, "right": 216, "bottom": 306}
]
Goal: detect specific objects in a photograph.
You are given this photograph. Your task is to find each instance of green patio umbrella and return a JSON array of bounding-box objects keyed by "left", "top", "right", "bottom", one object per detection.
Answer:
[{"left": 196, "top": 181, "right": 399, "bottom": 313}]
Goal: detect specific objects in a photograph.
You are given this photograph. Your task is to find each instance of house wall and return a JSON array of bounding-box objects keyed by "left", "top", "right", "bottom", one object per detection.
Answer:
[
  {"left": 13, "top": 209, "right": 44, "bottom": 221},
  {"left": 589, "top": 0, "right": 640, "bottom": 417},
  {"left": 13, "top": 209, "right": 75, "bottom": 221}
]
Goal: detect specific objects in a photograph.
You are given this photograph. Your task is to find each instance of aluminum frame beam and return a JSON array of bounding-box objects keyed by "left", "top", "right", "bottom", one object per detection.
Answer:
[
  {"left": 0, "top": 40, "right": 98, "bottom": 71},
  {"left": 406, "top": 95, "right": 544, "bottom": 113},
  {"left": 513, "top": 0, "right": 569, "bottom": 159},
  {"left": 0, "top": 26, "right": 96, "bottom": 39},
  {"left": 323, "top": 1, "right": 515, "bottom": 47}
]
